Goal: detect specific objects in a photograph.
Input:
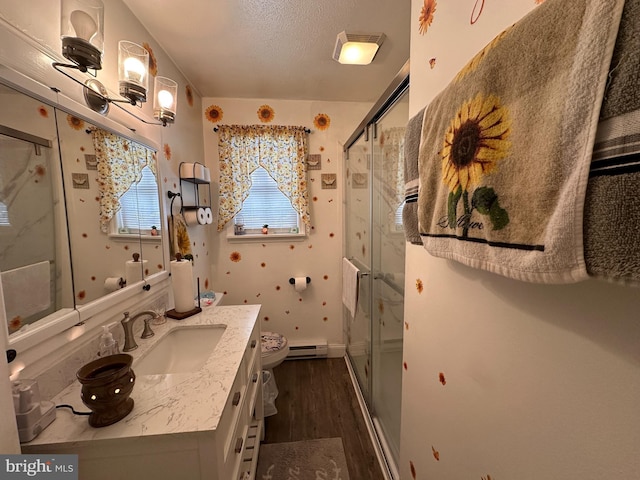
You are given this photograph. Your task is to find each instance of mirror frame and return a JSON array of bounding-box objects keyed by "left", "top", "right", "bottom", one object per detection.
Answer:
[{"left": 0, "top": 64, "right": 170, "bottom": 366}]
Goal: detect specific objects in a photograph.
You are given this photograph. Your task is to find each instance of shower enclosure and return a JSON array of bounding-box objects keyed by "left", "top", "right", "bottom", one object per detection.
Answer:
[{"left": 344, "top": 63, "right": 409, "bottom": 479}]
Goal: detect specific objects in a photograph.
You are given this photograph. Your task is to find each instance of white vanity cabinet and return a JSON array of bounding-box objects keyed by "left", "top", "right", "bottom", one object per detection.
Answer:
[{"left": 22, "top": 305, "right": 263, "bottom": 480}]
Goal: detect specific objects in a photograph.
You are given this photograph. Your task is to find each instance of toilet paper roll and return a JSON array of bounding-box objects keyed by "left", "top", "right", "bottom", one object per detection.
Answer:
[
  {"left": 179, "top": 162, "right": 196, "bottom": 178},
  {"left": 204, "top": 207, "right": 213, "bottom": 224},
  {"left": 184, "top": 209, "right": 205, "bottom": 226},
  {"left": 194, "top": 164, "right": 205, "bottom": 180},
  {"left": 197, "top": 207, "right": 207, "bottom": 225},
  {"left": 125, "top": 260, "right": 146, "bottom": 284},
  {"left": 294, "top": 277, "right": 307, "bottom": 293},
  {"left": 104, "top": 277, "right": 124, "bottom": 292},
  {"left": 202, "top": 167, "right": 211, "bottom": 183},
  {"left": 171, "top": 259, "right": 194, "bottom": 313}
]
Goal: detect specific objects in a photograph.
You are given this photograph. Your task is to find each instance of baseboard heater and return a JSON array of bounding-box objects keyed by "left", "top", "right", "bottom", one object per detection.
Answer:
[{"left": 286, "top": 341, "right": 328, "bottom": 359}]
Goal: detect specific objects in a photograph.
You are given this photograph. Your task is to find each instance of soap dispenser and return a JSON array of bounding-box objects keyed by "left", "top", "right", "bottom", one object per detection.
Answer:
[{"left": 99, "top": 324, "right": 119, "bottom": 357}]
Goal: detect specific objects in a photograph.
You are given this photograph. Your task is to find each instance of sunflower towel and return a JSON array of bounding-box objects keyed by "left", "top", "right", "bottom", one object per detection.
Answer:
[{"left": 417, "top": 0, "right": 625, "bottom": 283}]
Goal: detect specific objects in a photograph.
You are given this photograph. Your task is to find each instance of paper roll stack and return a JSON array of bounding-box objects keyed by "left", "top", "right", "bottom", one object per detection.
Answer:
[
  {"left": 171, "top": 259, "right": 195, "bottom": 313},
  {"left": 125, "top": 259, "right": 146, "bottom": 284},
  {"left": 204, "top": 207, "right": 213, "bottom": 224},
  {"left": 179, "top": 162, "right": 210, "bottom": 182}
]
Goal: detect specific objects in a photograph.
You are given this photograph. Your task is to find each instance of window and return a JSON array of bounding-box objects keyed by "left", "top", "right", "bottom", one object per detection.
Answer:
[
  {"left": 394, "top": 201, "right": 404, "bottom": 233},
  {"left": 236, "top": 167, "right": 301, "bottom": 234},
  {"left": 217, "top": 125, "right": 310, "bottom": 238},
  {"left": 113, "top": 166, "right": 161, "bottom": 236},
  {"left": 0, "top": 202, "right": 9, "bottom": 227}
]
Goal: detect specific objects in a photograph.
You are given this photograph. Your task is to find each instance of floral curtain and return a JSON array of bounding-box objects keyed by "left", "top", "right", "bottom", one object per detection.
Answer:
[
  {"left": 91, "top": 128, "right": 157, "bottom": 232},
  {"left": 379, "top": 127, "right": 406, "bottom": 215},
  {"left": 217, "top": 125, "right": 309, "bottom": 231}
]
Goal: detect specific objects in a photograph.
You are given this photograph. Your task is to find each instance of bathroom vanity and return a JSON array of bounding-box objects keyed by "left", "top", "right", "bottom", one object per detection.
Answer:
[{"left": 22, "top": 305, "right": 263, "bottom": 480}]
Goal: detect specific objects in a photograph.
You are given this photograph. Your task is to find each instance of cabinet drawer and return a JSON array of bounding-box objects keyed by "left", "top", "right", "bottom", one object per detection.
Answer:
[
  {"left": 223, "top": 401, "right": 250, "bottom": 480},
  {"left": 219, "top": 370, "right": 246, "bottom": 462},
  {"left": 244, "top": 324, "right": 260, "bottom": 378}
]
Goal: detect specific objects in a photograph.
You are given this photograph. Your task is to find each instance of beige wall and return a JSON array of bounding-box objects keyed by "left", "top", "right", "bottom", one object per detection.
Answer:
[
  {"left": 402, "top": 1, "right": 640, "bottom": 479},
  {"left": 202, "top": 97, "right": 370, "bottom": 349}
]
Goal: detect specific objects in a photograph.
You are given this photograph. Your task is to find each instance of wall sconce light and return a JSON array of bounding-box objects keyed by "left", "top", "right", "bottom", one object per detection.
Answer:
[
  {"left": 153, "top": 76, "right": 178, "bottom": 125},
  {"left": 332, "top": 31, "right": 385, "bottom": 65},
  {"left": 53, "top": 2, "right": 177, "bottom": 126},
  {"left": 60, "top": 0, "right": 104, "bottom": 72},
  {"left": 118, "top": 40, "right": 149, "bottom": 105}
]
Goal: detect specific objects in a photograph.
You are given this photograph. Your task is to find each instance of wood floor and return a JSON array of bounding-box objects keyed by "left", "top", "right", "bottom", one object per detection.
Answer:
[{"left": 262, "top": 357, "right": 386, "bottom": 480}]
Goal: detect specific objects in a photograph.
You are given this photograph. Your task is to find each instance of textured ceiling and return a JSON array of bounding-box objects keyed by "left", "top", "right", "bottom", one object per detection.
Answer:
[{"left": 122, "top": 0, "right": 411, "bottom": 102}]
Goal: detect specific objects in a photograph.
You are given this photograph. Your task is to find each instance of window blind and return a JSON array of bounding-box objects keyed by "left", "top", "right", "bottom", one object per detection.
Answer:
[
  {"left": 119, "top": 166, "right": 161, "bottom": 232},
  {"left": 238, "top": 167, "right": 298, "bottom": 230}
]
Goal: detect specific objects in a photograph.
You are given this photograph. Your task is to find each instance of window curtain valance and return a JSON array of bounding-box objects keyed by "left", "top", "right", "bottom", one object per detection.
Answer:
[
  {"left": 217, "top": 125, "right": 310, "bottom": 231},
  {"left": 91, "top": 128, "right": 157, "bottom": 233}
]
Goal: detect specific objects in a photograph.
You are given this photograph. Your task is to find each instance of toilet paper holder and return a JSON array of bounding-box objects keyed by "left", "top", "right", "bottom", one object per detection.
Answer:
[{"left": 289, "top": 277, "right": 311, "bottom": 285}]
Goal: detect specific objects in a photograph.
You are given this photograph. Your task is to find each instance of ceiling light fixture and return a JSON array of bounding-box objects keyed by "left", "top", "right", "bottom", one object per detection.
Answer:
[
  {"left": 332, "top": 31, "right": 386, "bottom": 65},
  {"left": 53, "top": 0, "right": 177, "bottom": 126}
]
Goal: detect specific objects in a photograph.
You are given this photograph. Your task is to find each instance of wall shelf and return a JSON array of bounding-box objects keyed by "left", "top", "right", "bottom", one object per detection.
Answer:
[{"left": 178, "top": 161, "right": 211, "bottom": 210}]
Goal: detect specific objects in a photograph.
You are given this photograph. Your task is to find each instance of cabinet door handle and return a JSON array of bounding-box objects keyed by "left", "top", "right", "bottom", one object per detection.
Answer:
[
  {"left": 235, "top": 437, "right": 243, "bottom": 454},
  {"left": 232, "top": 391, "right": 241, "bottom": 406},
  {"left": 252, "top": 372, "right": 259, "bottom": 383},
  {"left": 250, "top": 339, "right": 257, "bottom": 348}
]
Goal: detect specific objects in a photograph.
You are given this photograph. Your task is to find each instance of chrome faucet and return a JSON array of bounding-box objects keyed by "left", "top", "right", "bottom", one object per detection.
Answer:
[{"left": 121, "top": 310, "right": 158, "bottom": 352}]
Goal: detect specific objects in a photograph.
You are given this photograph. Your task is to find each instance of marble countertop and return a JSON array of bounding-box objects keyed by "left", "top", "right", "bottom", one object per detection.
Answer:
[{"left": 22, "top": 304, "right": 260, "bottom": 448}]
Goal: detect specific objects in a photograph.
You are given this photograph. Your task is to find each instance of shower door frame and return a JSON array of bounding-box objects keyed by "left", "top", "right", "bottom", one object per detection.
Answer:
[{"left": 343, "top": 60, "right": 409, "bottom": 480}]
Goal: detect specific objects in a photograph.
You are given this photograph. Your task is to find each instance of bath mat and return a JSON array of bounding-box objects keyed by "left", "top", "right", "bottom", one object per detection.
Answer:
[{"left": 256, "top": 437, "right": 350, "bottom": 480}]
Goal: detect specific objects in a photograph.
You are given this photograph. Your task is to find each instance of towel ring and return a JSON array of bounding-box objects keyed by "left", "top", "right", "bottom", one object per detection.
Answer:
[{"left": 167, "top": 191, "right": 183, "bottom": 215}]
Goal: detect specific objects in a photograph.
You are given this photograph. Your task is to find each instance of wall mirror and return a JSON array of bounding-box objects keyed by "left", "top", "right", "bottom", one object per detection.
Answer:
[
  {"left": 0, "top": 83, "right": 75, "bottom": 338},
  {"left": 0, "top": 80, "right": 166, "bottom": 344},
  {"left": 56, "top": 114, "right": 164, "bottom": 306}
]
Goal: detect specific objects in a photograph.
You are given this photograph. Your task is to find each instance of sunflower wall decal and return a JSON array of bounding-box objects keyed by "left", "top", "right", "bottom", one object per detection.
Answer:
[
  {"left": 439, "top": 93, "right": 511, "bottom": 237},
  {"left": 205, "top": 105, "right": 223, "bottom": 123},
  {"left": 67, "top": 115, "right": 84, "bottom": 130},
  {"left": 313, "top": 113, "right": 330, "bottom": 131},
  {"left": 185, "top": 85, "right": 194, "bottom": 107},
  {"left": 143, "top": 42, "right": 158, "bottom": 76},
  {"left": 257, "top": 105, "right": 275, "bottom": 123},
  {"left": 419, "top": 0, "right": 437, "bottom": 35}
]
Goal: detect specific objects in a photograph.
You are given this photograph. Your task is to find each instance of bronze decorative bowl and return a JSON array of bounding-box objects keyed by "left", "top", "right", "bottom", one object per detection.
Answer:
[{"left": 76, "top": 354, "right": 135, "bottom": 428}]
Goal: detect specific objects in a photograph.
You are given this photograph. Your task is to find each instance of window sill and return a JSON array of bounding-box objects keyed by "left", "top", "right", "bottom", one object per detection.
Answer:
[
  {"left": 108, "top": 233, "right": 162, "bottom": 243},
  {"left": 226, "top": 232, "right": 307, "bottom": 243}
]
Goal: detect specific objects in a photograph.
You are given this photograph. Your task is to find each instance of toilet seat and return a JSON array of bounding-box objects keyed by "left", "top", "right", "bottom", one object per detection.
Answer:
[{"left": 261, "top": 332, "right": 289, "bottom": 370}]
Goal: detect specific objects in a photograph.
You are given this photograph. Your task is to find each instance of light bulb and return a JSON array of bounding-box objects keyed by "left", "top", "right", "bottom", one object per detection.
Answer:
[
  {"left": 123, "top": 56, "right": 145, "bottom": 84},
  {"left": 157, "top": 90, "right": 174, "bottom": 109},
  {"left": 70, "top": 10, "right": 97, "bottom": 42},
  {"left": 342, "top": 44, "right": 364, "bottom": 63}
]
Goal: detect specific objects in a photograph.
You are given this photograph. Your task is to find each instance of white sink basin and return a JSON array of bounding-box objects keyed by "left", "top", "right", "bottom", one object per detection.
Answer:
[{"left": 134, "top": 325, "right": 226, "bottom": 375}]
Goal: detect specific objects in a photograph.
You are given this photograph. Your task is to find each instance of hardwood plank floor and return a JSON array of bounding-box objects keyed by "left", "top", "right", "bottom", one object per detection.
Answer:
[{"left": 262, "top": 357, "right": 385, "bottom": 480}]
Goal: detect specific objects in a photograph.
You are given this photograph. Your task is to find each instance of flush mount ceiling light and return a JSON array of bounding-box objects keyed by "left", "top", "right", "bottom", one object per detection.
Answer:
[{"left": 332, "top": 31, "right": 385, "bottom": 65}]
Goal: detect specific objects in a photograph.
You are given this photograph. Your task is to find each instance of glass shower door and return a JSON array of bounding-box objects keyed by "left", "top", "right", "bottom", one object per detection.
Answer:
[
  {"left": 370, "top": 91, "right": 409, "bottom": 464},
  {"left": 345, "top": 131, "right": 372, "bottom": 400}
]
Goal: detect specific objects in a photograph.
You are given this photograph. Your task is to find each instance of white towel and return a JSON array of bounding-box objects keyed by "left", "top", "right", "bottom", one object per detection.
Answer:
[
  {"left": 1, "top": 261, "right": 50, "bottom": 322},
  {"left": 342, "top": 258, "right": 359, "bottom": 318}
]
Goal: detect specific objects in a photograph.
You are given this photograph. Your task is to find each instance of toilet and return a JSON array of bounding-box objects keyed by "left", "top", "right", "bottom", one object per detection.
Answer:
[
  {"left": 261, "top": 331, "right": 289, "bottom": 370},
  {"left": 261, "top": 332, "right": 289, "bottom": 417}
]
